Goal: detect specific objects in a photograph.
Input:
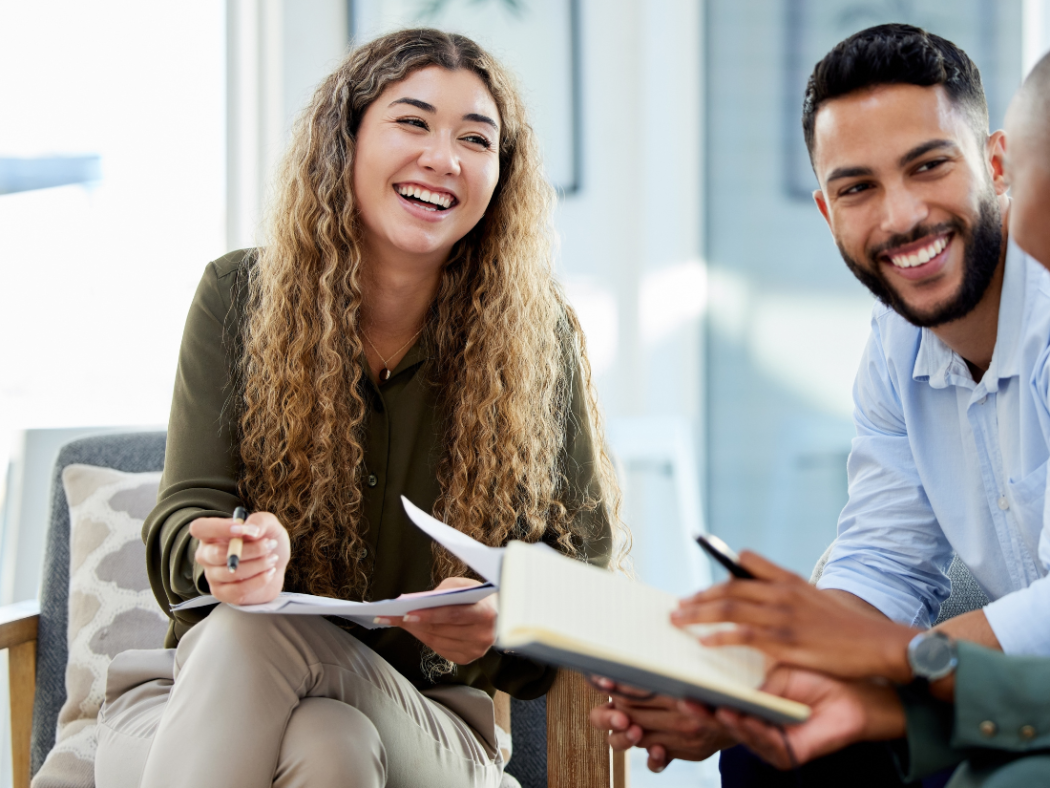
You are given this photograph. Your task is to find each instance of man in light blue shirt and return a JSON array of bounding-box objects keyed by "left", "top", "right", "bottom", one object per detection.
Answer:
[
  {"left": 818, "top": 239, "right": 1050, "bottom": 655},
  {"left": 588, "top": 23, "right": 1050, "bottom": 784},
  {"left": 788, "top": 23, "right": 1049, "bottom": 660}
]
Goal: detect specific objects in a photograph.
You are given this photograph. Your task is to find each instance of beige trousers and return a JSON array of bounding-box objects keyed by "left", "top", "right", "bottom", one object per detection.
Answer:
[{"left": 95, "top": 604, "right": 504, "bottom": 788}]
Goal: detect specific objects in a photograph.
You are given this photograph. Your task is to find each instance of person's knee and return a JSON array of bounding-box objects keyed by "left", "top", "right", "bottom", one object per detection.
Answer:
[
  {"left": 274, "top": 697, "right": 387, "bottom": 788},
  {"left": 189, "top": 603, "right": 284, "bottom": 657}
]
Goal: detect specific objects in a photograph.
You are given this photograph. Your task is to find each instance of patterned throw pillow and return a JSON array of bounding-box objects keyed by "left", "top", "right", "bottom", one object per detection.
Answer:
[{"left": 33, "top": 465, "right": 168, "bottom": 788}]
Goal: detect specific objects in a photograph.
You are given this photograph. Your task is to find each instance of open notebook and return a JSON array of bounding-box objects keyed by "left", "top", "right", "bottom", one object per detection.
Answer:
[{"left": 496, "top": 541, "right": 810, "bottom": 725}]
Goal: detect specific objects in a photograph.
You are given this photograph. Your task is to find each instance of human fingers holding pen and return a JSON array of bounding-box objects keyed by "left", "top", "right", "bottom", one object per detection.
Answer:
[
  {"left": 374, "top": 577, "right": 497, "bottom": 664},
  {"left": 190, "top": 511, "right": 291, "bottom": 606},
  {"left": 671, "top": 550, "right": 916, "bottom": 681}
]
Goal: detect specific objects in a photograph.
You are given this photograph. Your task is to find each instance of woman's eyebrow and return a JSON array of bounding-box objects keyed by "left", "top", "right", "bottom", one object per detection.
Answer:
[
  {"left": 463, "top": 113, "right": 498, "bottom": 130},
  {"left": 390, "top": 97, "right": 435, "bottom": 112},
  {"left": 390, "top": 98, "right": 498, "bottom": 130}
]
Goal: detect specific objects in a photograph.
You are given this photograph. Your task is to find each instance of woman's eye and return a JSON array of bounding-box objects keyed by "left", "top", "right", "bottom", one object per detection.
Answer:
[
  {"left": 396, "top": 117, "right": 428, "bottom": 130},
  {"left": 462, "top": 134, "right": 492, "bottom": 150}
]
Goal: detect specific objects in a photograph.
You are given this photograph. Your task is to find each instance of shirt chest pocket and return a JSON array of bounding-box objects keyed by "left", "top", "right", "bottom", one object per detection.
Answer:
[{"left": 1007, "top": 461, "right": 1048, "bottom": 532}]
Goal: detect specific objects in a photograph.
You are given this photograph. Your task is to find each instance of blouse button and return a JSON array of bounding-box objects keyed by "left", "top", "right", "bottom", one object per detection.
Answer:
[
  {"left": 979, "top": 720, "right": 997, "bottom": 737},
  {"left": 1020, "top": 725, "right": 1037, "bottom": 740},
  {"left": 998, "top": 496, "right": 1010, "bottom": 511},
  {"left": 367, "top": 474, "right": 378, "bottom": 488}
]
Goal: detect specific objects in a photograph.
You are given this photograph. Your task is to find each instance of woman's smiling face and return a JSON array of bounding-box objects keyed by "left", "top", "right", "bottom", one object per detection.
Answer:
[{"left": 353, "top": 66, "right": 501, "bottom": 269}]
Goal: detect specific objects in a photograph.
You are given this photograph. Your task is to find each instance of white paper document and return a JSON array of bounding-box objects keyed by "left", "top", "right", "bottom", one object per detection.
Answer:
[
  {"left": 171, "top": 583, "right": 496, "bottom": 629},
  {"left": 400, "top": 495, "right": 505, "bottom": 585},
  {"left": 172, "top": 497, "right": 507, "bottom": 628}
]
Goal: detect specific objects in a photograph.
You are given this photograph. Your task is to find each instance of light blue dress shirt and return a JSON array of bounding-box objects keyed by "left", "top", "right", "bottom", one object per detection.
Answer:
[{"left": 817, "top": 243, "right": 1050, "bottom": 655}]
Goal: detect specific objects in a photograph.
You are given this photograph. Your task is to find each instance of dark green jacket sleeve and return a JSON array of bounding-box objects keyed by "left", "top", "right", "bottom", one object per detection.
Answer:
[
  {"left": 952, "top": 642, "right": 1050, "bottom": 751},
  {"left": 895, "top": 683, "right": 961, "bottom": 780},
  {"left": 144, "top": 253, "right": 247, "bottom": 645},
  {"left": 896, "top": 642, "right": 1050, "bottom": 782}
]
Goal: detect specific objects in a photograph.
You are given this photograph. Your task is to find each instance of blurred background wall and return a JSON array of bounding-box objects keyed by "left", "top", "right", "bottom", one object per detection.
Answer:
[{"left": 1, "top": 1, "right": 1049, "bottom": 786}]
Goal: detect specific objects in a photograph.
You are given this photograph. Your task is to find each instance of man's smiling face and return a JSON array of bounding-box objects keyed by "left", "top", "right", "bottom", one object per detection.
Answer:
[{"left": 811, "top": 83, "right": 1008, "bottom": 327}]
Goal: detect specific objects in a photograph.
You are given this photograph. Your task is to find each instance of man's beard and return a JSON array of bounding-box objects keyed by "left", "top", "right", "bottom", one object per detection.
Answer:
[{"left": 838, "top": 191, "right": 1004, "bottom": 328}]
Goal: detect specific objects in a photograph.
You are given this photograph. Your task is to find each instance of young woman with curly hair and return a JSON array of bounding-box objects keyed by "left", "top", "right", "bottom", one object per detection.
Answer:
[{"left": 96, "top": 28, "right": 624, "bottom": 788}]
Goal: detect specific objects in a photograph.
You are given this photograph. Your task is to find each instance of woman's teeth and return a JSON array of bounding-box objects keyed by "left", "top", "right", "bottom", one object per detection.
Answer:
[
  {"left": 889, "top": 235, "right": 949, "bottom": 268},
  {"left": 396, "top": 185, "right": 453, "bottom": 210}
]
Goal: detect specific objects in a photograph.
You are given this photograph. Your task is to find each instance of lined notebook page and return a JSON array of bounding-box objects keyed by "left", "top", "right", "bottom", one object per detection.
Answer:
[{"left": 499, "top": 542, "right": 765, "bottom": 691}]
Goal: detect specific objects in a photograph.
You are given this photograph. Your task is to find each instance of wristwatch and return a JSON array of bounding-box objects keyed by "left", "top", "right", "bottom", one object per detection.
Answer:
[{"left": 907, "top": 630, "right": 958, "bottom": 681}]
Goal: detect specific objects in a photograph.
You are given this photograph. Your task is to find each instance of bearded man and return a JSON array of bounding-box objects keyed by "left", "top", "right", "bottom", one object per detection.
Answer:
[{"left": 591, "top": 24, "right": 1050, "bottom": 787}]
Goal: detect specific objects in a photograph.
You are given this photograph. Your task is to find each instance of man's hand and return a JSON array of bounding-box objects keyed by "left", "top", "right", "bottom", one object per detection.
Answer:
[
  {"left": 191, "top": 512, "right": 290, "bottom": 605},
  {"left": 683, "top": 667, "right": 906, "bottom": 770},
  {"left": 672, "top": 551, "right": 917, "bottom": 682},
  {"left": 588, "top": 679, "right": 736, "bottom": 772},
  {"left": 374, "top": 578, "right": 497, "bottom": 665}
]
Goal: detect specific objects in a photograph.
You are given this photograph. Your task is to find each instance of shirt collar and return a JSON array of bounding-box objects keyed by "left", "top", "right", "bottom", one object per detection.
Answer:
[
  {"left": 986, "top": 241, "right": 1027, "bottom": 382},
  {"left": 912, "top": 242, "right": 1025, "bottom": 390}
]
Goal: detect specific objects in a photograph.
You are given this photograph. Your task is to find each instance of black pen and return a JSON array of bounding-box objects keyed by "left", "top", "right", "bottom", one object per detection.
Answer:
[
  {"left": 227, "top": 506, "right": 248, "bottom": 572},
  {"left": 694, "top": 533, "right": 755, "bottom": 580}
]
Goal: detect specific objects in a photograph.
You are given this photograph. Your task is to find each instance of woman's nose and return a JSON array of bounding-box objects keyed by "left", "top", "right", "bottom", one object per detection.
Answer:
[{"left": 418, "top": 134, "right": 459, "bottom": 176}]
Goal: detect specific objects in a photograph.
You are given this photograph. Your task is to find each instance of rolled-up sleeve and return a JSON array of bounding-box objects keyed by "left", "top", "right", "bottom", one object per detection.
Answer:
[{"left": 816, "top": 313, "right": 953, "bottom": 628}]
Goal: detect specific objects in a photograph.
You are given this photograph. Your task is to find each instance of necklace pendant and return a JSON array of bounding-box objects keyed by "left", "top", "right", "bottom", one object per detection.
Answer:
[{"left": 379, "top": 368, "right": 392, "bottom": 382}]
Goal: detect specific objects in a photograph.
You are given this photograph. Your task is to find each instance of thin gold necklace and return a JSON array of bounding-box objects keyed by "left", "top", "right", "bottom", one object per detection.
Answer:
[{"left": 361, "top": 326, "right": 423, "bottom": 382}]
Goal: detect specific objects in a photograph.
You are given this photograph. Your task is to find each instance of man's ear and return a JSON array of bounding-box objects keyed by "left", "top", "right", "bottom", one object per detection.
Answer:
[
  {"left": 987, "top": 130, "right": 1008, "bottom": 196},
  {"left": 813, "top": 189, "right": 832, "bottom": 226}
]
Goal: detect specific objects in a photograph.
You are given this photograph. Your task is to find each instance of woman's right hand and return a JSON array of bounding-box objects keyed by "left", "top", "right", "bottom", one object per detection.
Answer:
[{"left": 190, "top": 511, "right": 291, "bottom": 605}]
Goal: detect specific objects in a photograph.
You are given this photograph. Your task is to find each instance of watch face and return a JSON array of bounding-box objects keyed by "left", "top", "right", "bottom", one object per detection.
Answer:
[{"left": 911, "top": 632, "right": 957, "bottom": 680}]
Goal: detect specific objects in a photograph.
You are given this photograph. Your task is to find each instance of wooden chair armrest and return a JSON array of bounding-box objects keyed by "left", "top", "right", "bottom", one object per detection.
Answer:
[
  {"left": 0, "top": 600, "right": 39, "bottom": 788},
  {"left": 0, "top": 601, "right": 39, "bottom": 651},
  {"left": 547, "top": 669, "right": 628, "bottom": 788}
]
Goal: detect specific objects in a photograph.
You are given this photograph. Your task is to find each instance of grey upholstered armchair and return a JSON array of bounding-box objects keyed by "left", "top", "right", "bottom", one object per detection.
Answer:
[{"left": 0, "top": 432, "right": 625, "bottom": 788}]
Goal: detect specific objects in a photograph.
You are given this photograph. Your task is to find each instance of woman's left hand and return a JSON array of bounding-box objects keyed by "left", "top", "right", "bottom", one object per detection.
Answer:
[{"left": 375, "top": 577, "right": 497, "bottom": 664}]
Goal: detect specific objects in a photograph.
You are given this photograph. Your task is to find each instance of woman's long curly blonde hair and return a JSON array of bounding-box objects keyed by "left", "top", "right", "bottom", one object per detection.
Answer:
[{"left": 236, "top": 28, "right": 625, "bottom": 600}]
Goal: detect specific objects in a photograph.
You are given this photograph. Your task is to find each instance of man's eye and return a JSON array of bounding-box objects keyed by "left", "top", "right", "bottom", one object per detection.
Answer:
[
  {"left": 916, "top": 159, "right": 946, "bottom": 173},
  {"left": 842, "top": 182, "right": 871, "bottom": 196},
  {"left": 396, "top": 117, "right": 428, "bottom": 130}
]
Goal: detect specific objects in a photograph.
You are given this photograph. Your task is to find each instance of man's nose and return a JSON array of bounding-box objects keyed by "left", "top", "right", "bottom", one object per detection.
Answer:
[
  {"left": 418, "top": 133, "right": 459, "bottom": 176},
  {"left": 879, "top": 183, "right": 929, "bottom": 236}
]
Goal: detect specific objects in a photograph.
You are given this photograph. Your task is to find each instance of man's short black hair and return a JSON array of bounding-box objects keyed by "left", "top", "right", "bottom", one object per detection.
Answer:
[{"left": 802, "top": 23, "right": 989, "bottom": 164}]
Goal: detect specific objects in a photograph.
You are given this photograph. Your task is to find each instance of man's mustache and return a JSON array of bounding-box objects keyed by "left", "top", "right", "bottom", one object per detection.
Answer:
[{"left": 867, "top": 221, "right": 961, "bottom": 263}]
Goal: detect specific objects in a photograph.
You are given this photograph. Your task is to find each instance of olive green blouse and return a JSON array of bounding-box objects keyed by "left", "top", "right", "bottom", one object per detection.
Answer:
[{"left": 144, "top": 249, "right": 611, "bottom": 699}]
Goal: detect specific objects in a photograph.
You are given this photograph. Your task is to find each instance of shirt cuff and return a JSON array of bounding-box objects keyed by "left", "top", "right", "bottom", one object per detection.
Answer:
[
  {"left": 894, "top": 683, "right": 963, "bottom": 781},
  {"left": 816, "top": 567, "right": 930, "bottom": 628},
  {"left": 983, "top": 578, "right": 1050, "bottom": 656},
  {"left": 952, "top": 641, "right": 1050, "bottom": 752}
]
